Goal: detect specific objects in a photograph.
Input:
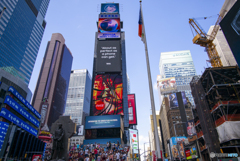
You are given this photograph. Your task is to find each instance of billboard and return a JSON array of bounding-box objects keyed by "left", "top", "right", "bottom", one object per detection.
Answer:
[
  {"left": 0, "top": 122, "right": 9, "bottom": 150},
  {"left": 186, "top": 119, "right": 197, "bottom": 137},
  {"left": 98, "top": 18, "right": 120, "bottom": 39},
  {"left": 92, "top": 74, "right": 123, "bottom": 116},
  {"left": 170, "top": 136, "right": 187, "bottom": 158},
  {"left": 157, "top": 77, "right": 177, "bottom": 94},
  {"left": 85, "top": 115, "right": 121, "bottom": 129},
  {"left": 168, "top": 92, "right": 187, "bottom": 109},
  {"left": 185, "top": 144, "right": 198, "bottom": 160},
  {"left": 101, "top": 3, "right": 119, "bottom": 13},
  {"left": 75, "top": 125, "right": 84, "bottom": 136},
  {"left": 128, "top": 94, "right": 137, "bottom": 125},
  {"left": 220, "top": 1, "right": 240, "bottom": 66},
  {"left": 129, "top": 129, "right": 138, "bottom": 154},
  {"left": 96, "top": 40, "right": 121, "bottom": 72}
]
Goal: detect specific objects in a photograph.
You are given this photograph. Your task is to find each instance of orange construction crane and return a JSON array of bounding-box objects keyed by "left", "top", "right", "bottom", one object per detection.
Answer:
[{"left": 189, "top": 11, "right": 226, "bottom": 67}]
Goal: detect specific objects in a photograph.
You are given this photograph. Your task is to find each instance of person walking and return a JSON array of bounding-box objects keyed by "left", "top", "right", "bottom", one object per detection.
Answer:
[{"left": 94, "top": 147, "right": 98, "bottom": 160}]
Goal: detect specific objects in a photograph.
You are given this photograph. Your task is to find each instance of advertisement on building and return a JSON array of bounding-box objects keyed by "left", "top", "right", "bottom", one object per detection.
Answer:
[
  {"left": 40, "top": 102, "right": 49, "bottom": 126},
  {"left": 185, "top": 144, "right": 198, "bottom": 160},
  {"left": 101, "top": 3, "right": 119, "bottom": 13},
  {"left": 96, "top": 41, "right": 121, "bottom": 72},
  {"left": 85, "top": 115, "right": 121, "bottom": 129},
  {"left": 75, "top": 125, "right": 84, "bottom": 136},
  {"left": 220, "top": 1, "right": 240, "bottom": 66},
  {"left": 98, "top": 18, "right": 120, "bottom": 39},
  {"left": 186, "top": 119, "right": 197, "bottom": 137},
  {"left": 92, "top": 74, "right": 123, "bottom": 116},
  {"left": 168, "top": 92, "right": 187, "bottom": 109},
  {"left": 157, "top": 77, "right": 177, "bottom": 94},
  {"left": 128, "top": 94, "right": 137, "bottom": 125},
  {"left": 129, "top": 129, "right": 138, "bottom": 154},
  {"left": 170, "top": 136, "right": 187, "bottom": 158},
  {"left": 0, "top": 122, "right": 9, "bottom": 150}
]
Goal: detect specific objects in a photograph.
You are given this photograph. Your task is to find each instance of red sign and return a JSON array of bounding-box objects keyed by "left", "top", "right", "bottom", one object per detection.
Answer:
[
  {"left": 32, "top": 154, "right": 42, "bottom": 160},
  {"left": 152, "top": 151, "right": 157, "bottom": 161},
  {"left": 128, "top": 94, "right": 137, "bottom": 125},
  {"left": 96, "top": 101, "right": 105, "bottom": 110},
  {"left": 133, "top": 134, "right": 136, "bottom": 137},
  {"left": 185, "top": 149, "right": 191, "bottom": 158}
]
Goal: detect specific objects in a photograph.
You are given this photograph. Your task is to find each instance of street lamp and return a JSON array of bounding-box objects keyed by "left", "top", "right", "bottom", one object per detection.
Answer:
[{"left": 144, "top": 142, "right": 149, "bottom": 161}]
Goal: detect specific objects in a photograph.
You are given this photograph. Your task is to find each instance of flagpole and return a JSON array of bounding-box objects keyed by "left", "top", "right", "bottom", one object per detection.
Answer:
[
  {"left": 139, "top": 1, "right": 162, "bottom": 160},
  {"left": 0, "top": 7, "right": 6, "bottom": 19}
]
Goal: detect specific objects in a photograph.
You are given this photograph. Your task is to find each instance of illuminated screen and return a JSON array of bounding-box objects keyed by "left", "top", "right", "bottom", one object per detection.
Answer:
[
  {"left": 92, "top": 74, "right": 123, "bottom": 116},
  {"left": 98, "top": 18, "right": 120, "bottom": 39},
  {"left": 128, "top": 94, "right": 137, "bottom": 125},
  {"left": 101, "top": 3, "right": 119, "bottom": 13}
]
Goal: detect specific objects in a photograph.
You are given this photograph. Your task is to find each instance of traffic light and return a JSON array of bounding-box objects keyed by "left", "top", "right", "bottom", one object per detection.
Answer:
[
  {"left": 134, "top": 154, "right": 137, "bottom": 158},
  {"left": 165, "top": 153, "right": 168, "bottom": 157}
]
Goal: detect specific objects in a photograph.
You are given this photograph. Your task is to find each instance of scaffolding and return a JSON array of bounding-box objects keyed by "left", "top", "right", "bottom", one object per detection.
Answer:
[{"left": 190, "top": 66, "right": 240, "bottom": 160}]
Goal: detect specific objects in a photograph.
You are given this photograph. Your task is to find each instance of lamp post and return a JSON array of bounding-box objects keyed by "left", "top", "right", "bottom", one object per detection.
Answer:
[{"left": 144, "top": 142, "right": 149, "bottom": 161}]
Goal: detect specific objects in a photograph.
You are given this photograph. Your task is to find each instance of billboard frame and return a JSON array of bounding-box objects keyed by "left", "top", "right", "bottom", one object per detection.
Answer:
[{"left": 128, "top": 94, "right": 137, "bottom": 125}]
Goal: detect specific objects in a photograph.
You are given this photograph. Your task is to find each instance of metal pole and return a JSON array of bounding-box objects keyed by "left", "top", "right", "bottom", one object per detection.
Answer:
[
  {"left": 144, "top": 143, "right": 146, "bottom": 161},
  {"left": 140, "top": 2, "right": 161, "bottom": 160}
]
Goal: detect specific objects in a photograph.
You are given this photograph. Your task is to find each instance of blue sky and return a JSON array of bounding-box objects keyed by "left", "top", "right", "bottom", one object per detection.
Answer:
[{"left": 28, "top": 0, "right": 225, "bottom": 156}]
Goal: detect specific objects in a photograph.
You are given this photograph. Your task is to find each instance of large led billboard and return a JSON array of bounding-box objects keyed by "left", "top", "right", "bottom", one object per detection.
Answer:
[
  {"left": 220, "top": 1, "right": 240, "bottom": 65},
  {"left": 74, "top": 125, "right": 84, "bottom": 136},
  {"left": 168, "top": 92, "right": 187, "bottom": 109},
  {"left": 101, "top": 3, "right": 119, "bottom": 14},
  {"left": 85, "top": 115, "right": 121, "bottom": 129},
  {"left": 129, "top": 129, "right": 139, "bottom": 154},
  {"left": 96, "top": 40, "right": 121, "bottom": 72},
  {"left": 98, "top": 18, "right": 120, "bottom": 39},
  {"left": 128, "top": 94, "right": 137, "bottom": 125},
  {"left": 157, "top": 77, "right": 177, "bottom": 94},
  {"left": 92, "top": 74, "right": 123, "bottom": 116}
]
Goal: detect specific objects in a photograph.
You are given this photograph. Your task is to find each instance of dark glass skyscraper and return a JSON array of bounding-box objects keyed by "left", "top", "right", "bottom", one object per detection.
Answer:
[
  {"left": 32, "top": 33, "right": 73, "bottom": 130},
  {"left": 0, "top": 0, "right": 50, "bottom": 84}
]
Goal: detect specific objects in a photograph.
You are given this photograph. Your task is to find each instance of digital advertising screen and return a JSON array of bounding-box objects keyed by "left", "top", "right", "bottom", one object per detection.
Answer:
[
  {"left": 98, "top": 18, "right": 120, "bottom": 39},
  {"left": 168, "top": 92, "right": 187, "bottom": 109},
  {"left": 128, "top": 94, "right": 137, "bottom": 125},
  {"left": 157, "top": 77, "right": 177, "bottom": 94},
  {"left": 185, "top": 144, "right": 198, "bottom": 160},
  {"left": 92, "top": 74, "right": 123, "bottom": 116},
  {"left": 101, "top": 3, "right": 119, "bottom": 13},
  {"left": 129, "top": 129, "right": 139, "bottom": 154},
  {"left": 170, "top": 137, "right": 187, "bottom": 159},
  {"left": 186, "top": 120, "right": 197, "bottom": 137},
  {"left": 96, "top": 40, "right": 121, "bottom": 72},
  {"left": 220, "top": 1, "right": 240, "bottom": 66},
  {"left": 85, "top": 115, "right": 121, "bottom": 129}
]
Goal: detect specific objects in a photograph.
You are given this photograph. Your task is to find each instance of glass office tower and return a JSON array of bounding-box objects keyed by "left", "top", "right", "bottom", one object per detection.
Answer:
[
  {"left": 64, "top": 69, "right": 92, "bottom": 126},
  {"left": 159, "top": 50, "right": 197, "bottom": 105},
  {"left": 0, "top": 0, "right": 50, "bottom": 84}
]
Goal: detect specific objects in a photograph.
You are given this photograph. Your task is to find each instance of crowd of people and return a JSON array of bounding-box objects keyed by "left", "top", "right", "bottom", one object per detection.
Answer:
[{"left": 69, "top": 142, "right": 129, "bottom": 161}]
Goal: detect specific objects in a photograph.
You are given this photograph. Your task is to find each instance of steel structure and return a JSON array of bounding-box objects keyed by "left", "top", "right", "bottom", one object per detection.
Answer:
[{"left": 190, "top": 66, "right": 240, "bottom": 160}]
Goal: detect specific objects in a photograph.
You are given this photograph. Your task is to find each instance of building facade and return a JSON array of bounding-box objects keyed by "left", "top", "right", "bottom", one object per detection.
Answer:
[
  {"left": 208, "top": 26, "right": 237, "bottom": 66},
  {"left": 32, "top": 33, "right": 73, "bottom": 130},
  {"left": 0, "top": 0, "right": 50, "bottom": 84},
  {"left": 159, "top": 50, "right": 197, "bottom": 105},
  {"left": 64, "top": 69, "right": 92, "bottom": 126}
]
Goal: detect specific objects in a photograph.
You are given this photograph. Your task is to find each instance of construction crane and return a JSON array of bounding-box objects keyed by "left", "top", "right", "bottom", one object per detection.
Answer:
[{"left": 189, "top": 11, "right": 226, "bottom": 67}]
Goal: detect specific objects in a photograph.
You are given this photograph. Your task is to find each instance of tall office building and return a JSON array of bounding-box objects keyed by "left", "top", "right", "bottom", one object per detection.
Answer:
[
  {"left": 0, "top": 0, "right": 50, "bottom": 84},
  {"left": 32, "top": 33, "right": 73, "bottom": 130},
  {"left": 64, "top": 69, "right": 92, "bottom": 126},
  {"left": 159, "top": 50, "right": 197, "bottom": 105}
]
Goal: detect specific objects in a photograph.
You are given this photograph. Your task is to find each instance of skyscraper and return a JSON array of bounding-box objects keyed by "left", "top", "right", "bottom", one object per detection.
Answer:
[
  {"left": 32, "top": 33, "right": 73, "bottom": 130},
  {"left": 159, "top": 50, "right": 197, "bottom": 105},
  {"left": 64, "top": 69, "right": 92, "bottom": 146},
  {"left": 64, "top": 69, "right": 92, "bottom": 126},
  {"left": 0, "top": 0, "right": 50, "bottom": 84}
]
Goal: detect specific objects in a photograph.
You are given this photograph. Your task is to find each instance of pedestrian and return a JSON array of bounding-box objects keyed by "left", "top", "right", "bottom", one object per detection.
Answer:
[
  {"left": 116, "top": 151, "right": 120, "bottom": 161},
  {"left": 85, "top": 148, "right": 89, "bottom": 158},
  {"left": 94, "top": 147, "right": 98, "bottom": 160},
  {"left": 84, "top": 154, "right": 90, "bottom": 161}
]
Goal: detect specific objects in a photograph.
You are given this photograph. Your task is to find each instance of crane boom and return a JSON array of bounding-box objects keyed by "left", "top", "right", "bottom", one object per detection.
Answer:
[{"left": 189, "top": 15, "right": 223, "bottom": 67}]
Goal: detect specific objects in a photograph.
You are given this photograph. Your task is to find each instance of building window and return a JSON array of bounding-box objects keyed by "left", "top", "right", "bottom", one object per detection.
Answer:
[{"left": 0, "top": 89, "right": 6, "bottom": 99}]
